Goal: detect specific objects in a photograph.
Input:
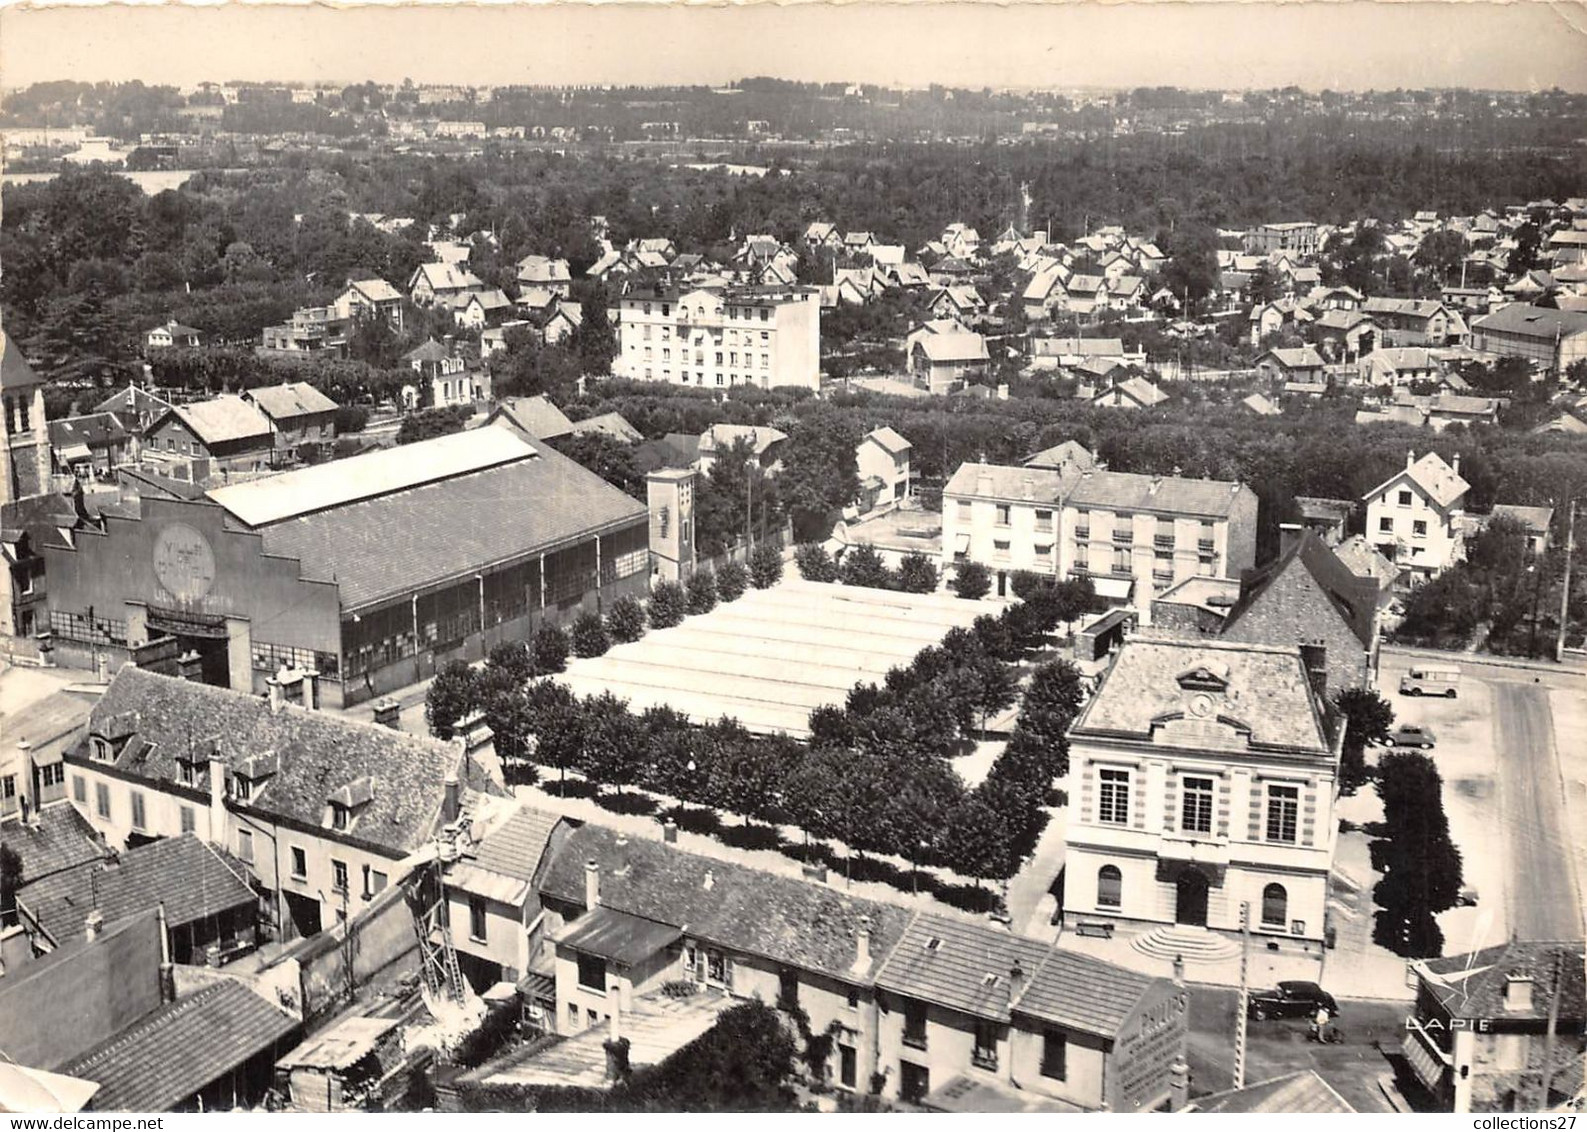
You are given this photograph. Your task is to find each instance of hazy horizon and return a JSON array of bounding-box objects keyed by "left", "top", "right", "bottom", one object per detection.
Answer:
[{"left": 2, "top": 2, "right": 1585, "bottom": 96}]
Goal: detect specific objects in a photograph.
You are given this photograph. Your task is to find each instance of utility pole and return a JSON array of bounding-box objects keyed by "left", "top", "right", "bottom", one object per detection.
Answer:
[
  {"left": 1234, "top": 901, "right": 1251, "bottom": 1090},
  {"left": 1558, "top": 500, "right": 1576, "bottom": 663},
  {"left": 1538, "top": 949, "right": 1562, "bottom": 1110}
]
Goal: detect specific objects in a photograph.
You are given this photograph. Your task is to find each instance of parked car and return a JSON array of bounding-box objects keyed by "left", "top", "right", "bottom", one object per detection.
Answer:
[
  {"left": 1248, "top": 981, "right": 1339, "bottom": 1021},
  {"left": 1387, "top": 724, "right": 1438, "bottom": 750}
]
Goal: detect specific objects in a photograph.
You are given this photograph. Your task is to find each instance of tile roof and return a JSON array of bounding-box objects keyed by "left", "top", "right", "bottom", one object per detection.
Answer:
[
  {"left": 346, "top": 279, "right": 403, "bottom": 303},
  {"left": 467, "top": 803, "right": 564, "bottom": 884},
  {"left": 863, "top": 426, "right": 911, "bottom": 455},
  {"left": 1012, "top": 948, "right": 1162, "bottom": 1037},
  {"left": 164, "top": 396, "right": 273, "bottom": 447},
  {"left": 568, "top": 412, "right": 642, "bottom": 443},
  {"left": 1296, "top": 496, "right": 1354, "bottom": 523},
  {"left": 944, "top": 461, "right": 1073, "bottom": 503},
  {"left": 243, "top": 382, "right": 337, "bottom": 422},
  {"left": 1, "top": 805, "right": 108, "bottom": 889},
  {"left": 555, "top": 906, "right": 684, "bottom": 966},
  {"left": 94, "top": 385, "right": 175, "bottom": 421},
  {"left": 1024, "top": 441, "right": 1097, "bottom": 473},
  {"left": 21, "top": 834, "right": 257, "bottom": 943},
  {"left": 516, "top": 255, "right": 571, "bottom": 283},
  {"left": 83, "top": 667, "right": 473, "bottom": 857},
  {"left": 208, "top": 426, "right": 538, "bottom": 527},
  {"left": 1097, "top": 376, "right": 1168, "bottom": 407},
  {"left": 488, "top": 396, "right": 576, "bottom": 440},
  {"left": 1364, "top": 452, "right": 1469, "bottom": 510},
  {"left": 1363, "top": 297, "right": 1448, "bottom": 320},
  {"left": 875, "top": 912, "right": 1050, "bottom": 1023},
  {"left": 413, "top": 262, "right": 484, "bottom": 292},
  {"left": 1220, "top": 529, "right": 1379, "bottom": 651},
  {"left": 1074, "top": 637, "right": 1333, "bottom": 752},
  {"left": 1333, "top": 535, "right": 1402, "bottom": 590},
  {"left": 1418, "top": 940, "right": 1585, "bottom": 1024},
  {"left": 64, "top": 978, "right": 297, "bottom": 1112},
  {"left": 402, "top": 337, "right": 451, "bottom": 364},
  {"left": 1491, "top": 504, "right": 1554, "bottom": 534},
  {"left": 914, "top": 332, "right": 989, "bottom": 364},
  {"left": 1191, "top": 1070, "right": 1354, "bottom": 1114},
  {"left": 254, "top": 437, "right": 647, "bottom": 609},
  {"left": 700, "top": 423, "right": 786, "bottom": 456},
  {"left": 539, "top": 824, "right": 914, "bottom": 983},
  {"left": 1067, "top": 470, "right": 1251, "bottom": 519},
  {"left": 49, "top": 414, "right": 131, "bottom": 450},
  {"left": 1260, "top": 346, "right": 1326, "bottom": 370}
]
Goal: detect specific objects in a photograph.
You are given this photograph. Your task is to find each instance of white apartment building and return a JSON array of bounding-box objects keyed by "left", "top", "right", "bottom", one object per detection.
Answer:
[
  {"left": 1363, "top": 450, "right": 1470, "bottom": 579},
  {"left": 1062, "top": 637, "right": 1344, "bottom": 984},
  {"left": 614, "top": 285, "right": 821, "bottom": 391},
  {"left": 940, "top": 463, "right": 1258, "bottom": 611}
]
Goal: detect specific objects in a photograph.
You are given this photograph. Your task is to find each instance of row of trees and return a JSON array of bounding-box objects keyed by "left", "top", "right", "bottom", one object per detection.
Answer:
[
  {"left": 793, "top": 544, "right": 938, "bottom": 594},
  {"left": 1371, "top": 751, "right": 1465, "bottom": 959},
  {"left": 429, "top": 578, "right": 1084, "bottom": 891}
]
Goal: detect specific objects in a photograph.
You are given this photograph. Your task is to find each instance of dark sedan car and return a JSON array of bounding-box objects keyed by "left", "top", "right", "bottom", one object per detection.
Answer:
[{"left": 1247, "top": 980, "right": 1339, "bottom": 1021}]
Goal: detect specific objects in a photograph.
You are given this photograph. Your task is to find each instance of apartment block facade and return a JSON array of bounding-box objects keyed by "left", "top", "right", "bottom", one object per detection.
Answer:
[{"left": 614, "top": 285, "right": 821, "bottom": 391}]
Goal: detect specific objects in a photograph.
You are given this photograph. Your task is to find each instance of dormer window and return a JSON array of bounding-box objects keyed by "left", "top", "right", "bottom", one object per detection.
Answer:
[
  {"left": 326, "top": 775, "right": 374, "bottom": 833},
  {"left": 177, "top": 759, "right": 197, "bottom": 787},
  {"left": 331, "top": 803, "right": 349, "bottom": 831},
  {"left": 233, "top": 775, "right": 252, "bottom": 802},
  {"left": 90, "top": 737, "right": 114, "bottom": 763}
]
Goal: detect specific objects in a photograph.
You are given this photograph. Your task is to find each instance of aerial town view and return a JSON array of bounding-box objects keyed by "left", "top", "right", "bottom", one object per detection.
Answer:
[{"left": 0, "top": 1, "right": 1583, "bottom": 1118}]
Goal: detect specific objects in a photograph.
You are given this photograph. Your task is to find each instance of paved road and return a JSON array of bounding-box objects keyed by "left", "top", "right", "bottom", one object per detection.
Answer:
[{"left": 1491, "top": 681, "right": 1585, "bottom": 940}]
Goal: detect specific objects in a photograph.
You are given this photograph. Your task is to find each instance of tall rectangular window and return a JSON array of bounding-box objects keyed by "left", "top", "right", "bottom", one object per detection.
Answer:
[
  {"left": 290, "top": 846, "right": 307, "bottom": 880},
  {"left": 1041, "top": 1031, "right": 1068, "bottom": 1080},
  {"left": 1181, "top": 777, "right": 1214, "bottom": 835},
  {"left": 903, "top": 999, "right": 928, "bottom": 1049},
  {"left": 130, "top": 791, "right": 146, "bottom": 830},
  {"left": 469, "top": 896, "right": 488, "bottom": 941},
  {"left": 331, "top": 859, "right": 349, "bottom": 894},
  {"left": 995, "top": 504, "right": 1012, "bottom": 526},
  {"left": 1266, "top": 785, "right": 1299, "bottom": 843},
  {"left": 73, "top": 775, "right": 87, "bottom": 804},
  {"left": 236, "top": 828, "right": 253, "bottom": 863},
  {"left": 1098, "top": 769, "right": 1130, "bottom": 825},
  {"left": 94, "top": 782, "right": 111, "bottom": 820},
  {"left": 179, "top": 805, "right": 195, "bottom": 834}
]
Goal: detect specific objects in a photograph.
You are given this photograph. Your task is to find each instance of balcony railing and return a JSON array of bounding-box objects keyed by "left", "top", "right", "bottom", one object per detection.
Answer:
[
  {"left": 1075, "top": 527, "right": 1090, "bottom": 541},
  {"left": 1198, "top": 538, "right": 1216, "bottom": 552},
  {"left": 1114, "top": 530, "right": 1134, "bottom": 545},
  {"left": 971, "top": 1048, "right": 999, "bottom": 1072},
  {"left": 1154, "top": 535, "right": 1175, "bottom": 549}
]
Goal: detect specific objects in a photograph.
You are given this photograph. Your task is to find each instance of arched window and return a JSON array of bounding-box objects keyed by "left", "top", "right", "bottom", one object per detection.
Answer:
[
  {"left": 1262, "top": 882, "right": 1288, "bottom": 928},
  {"left": 1097, "top": 865, "right": 1122, "bottom": 909}
]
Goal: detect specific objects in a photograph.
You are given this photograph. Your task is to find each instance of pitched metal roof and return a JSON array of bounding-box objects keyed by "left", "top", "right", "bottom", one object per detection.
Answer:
[
  {"left": 874, "top": 912, "right": 1051, "bottom": 1023},
  {"left": 63, "top": 978, "right": 297, "bottom": 1112},
  {"left": 539, "top": 824, "right": 914, "bottom": 983},
  {"left": 21, "top": 834, "right": 256, "bottom": 943},
  {"left": 1011, "top": 948, "right": 1162, "bottom": 1037},
  {"left": 83, "top": 668, "right": 470, "bottom": 857},
  {"left": 1073, "top": 637, "right": 1333, "bottom": 752},
  {"left": 244, "top": 382, "right": 337, "bottom": 422},
  {"left": 555, "top": 906, "right": 684, "bottom": 966},
  {"left": 208, "top": 427, "right": 537, "bottom": 527},
  {"left": 253, "top": 439, "right": 647, "bottom": 609}
]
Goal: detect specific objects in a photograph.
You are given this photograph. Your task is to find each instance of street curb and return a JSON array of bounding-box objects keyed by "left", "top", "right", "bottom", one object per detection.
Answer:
[{"left": 1383, "top": 645, "right": 1587, "bottom": 678}]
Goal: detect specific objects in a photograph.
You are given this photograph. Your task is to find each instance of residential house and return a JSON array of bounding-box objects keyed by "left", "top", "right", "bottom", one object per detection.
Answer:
[
  {"left": 1470, "top": 304, "right": 1587, "bottom": 373},
  {"left": 1295, "top": 497, "right": 1354, "bottom": 545},
  {"left": 142, "top": 396, "right": 276, "bottom": 480},
  {"left": 441, "top": 798, "right": 573, "bottom": 993},
  {"left": 333, "top": 279, "right": 405, "bottom": 332},
  {"left": 63, "top": 665, "right": 498, "bottom": 941},
  {"left": 1489, "top": 504, "right": 1554, "bottom": 555},
  {"left": 1091, "top": 376, "right": 1168, "bottom": 410},
  {"left": 911, "top": 332, "right": 990, "bottom": 395},
  {"left": 1442, "top": 286, "right": 1496, "bottom": 316},
  {"left": 480, "top": 320, "right": 534, "bottom": 359},
  {"left": 1361, "top": 298, "right": 1466, "bottom": 347},
  {"left": 515, "top": 255, "right": 573, "bottom": 297},
  {"left": 485, "top": 395, "right": 575, "bottom": 442},
  {"left": 1029, "top": 338, "right": 1130, "bottom": 372},
  {"left": 453, "top": 289, "right": 515, "bottom": 331},
  {"left": 241, "top": 382, "right": 338, "bottom": 461},
  {"left": 1061, "top": 637, "right": 1344, "bottom": 982},
  {"left": 1062, "top": 275, "right": 1109, "bottom": 316},
  {"left": 697, "top": 423, "right": 786, "bottom": 477},
  {"left": 402, "top": 338, "right": 488, "bottom": 409},
  {"left": 803, "top": 222, "right": 842, "bottom": 250},
  {"left": 927, "top": 286, "right": 986, "bottom": 323},
  {"left": 1359, "top": 347, "right": 1439, "bottom": 388},
  {"left": 540, "top": 303, "right": 585, "bottom": 346},
  {"left": 0, "top": 910, "right": 299, "bottom": 1113},
  {"left": 874, "top": 911, "right": 1188, "bottom": 1112},
  {"left": 856, "top": 426, "right": 912, "bottom": 512},
  {"left": 1403, "top": 941, "right": 1585, "bottom": 1113},
  {"left": 1254, "top": 347, "right": 1327, "bottom": 386},
  {"left": 408, "top": 262, "right": 486, "bottom": 308},
  {"left": 93, "top": 385, "right": 175, "bottom": 436},
  {"left": 143, "top": 320, "right": 204, "bottom": 352},
  {"left": 49, "top": 414, "right": 134, "bottom": 477},
  {"left": 1532, "top": 410, "right": 1587, "bottom": 436},
  {"left": 1363, "top": 450, "right": 1470, "bottom": 578},
  {"left": 1024, "top": 441, "right": 1098, "bottom": 476},
  {"left": 1312, "top": 310, "right": 1378, "bottom": 363},
  {"left": 1248, "top": 299, "right": 1306, "bottom": 348}
]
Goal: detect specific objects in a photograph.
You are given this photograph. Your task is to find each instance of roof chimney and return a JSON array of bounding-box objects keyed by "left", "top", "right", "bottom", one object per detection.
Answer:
[
  {"left": 1009, "top": 961, "right": 1026, "bottom": 999},
  {"left": 208, "top": 754, "right": 228, "bottom": 834},
  {"left": 977, "top": 471, "right": 993, "bottom": 496},
  {"left": 852, "top": 915, "right": 872, "bottom": 975},
  {"left": 84, "top": 909, "right": 104, "bottom": 943},
  {"left": 1279, "top": 522, "right": 1304, "bottom": 557},
  {"left": 1022, "top": 476, "right": 1034, "bottom": 501},
  {"left": 584, "top": 857, "right": 600, "bottom": 910},
  {"left": 1452, "top": 452, "right": 1460, "bottom": 477},
  {"left": 442, "top": 772, "right": 460, "bottom": 825},
  {"left": 266, "top": 674, "right": 286, "bottom": 714},
  {"left": 1503, "top": 969, "right": 1535, "bottom": 1013},
  {"left": 1407, "top": 449, "right": 1416, "bottom": 471}
]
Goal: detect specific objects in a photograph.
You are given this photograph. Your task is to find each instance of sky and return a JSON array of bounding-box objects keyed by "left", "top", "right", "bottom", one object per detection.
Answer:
[{"left": 1, "top": 1, "right": 1585, "bottom": 94}]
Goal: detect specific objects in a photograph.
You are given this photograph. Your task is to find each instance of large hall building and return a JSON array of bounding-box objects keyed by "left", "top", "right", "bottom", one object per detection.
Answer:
[{"left": 41, "top": 427, "right": 649, "bottom": 706}]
